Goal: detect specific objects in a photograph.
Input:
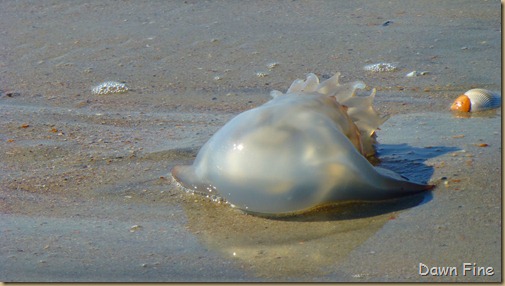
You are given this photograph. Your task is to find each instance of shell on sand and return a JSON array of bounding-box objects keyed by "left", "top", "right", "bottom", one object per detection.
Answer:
[{"left": 451, "top": 88, "right": 501, "bottom": 112}]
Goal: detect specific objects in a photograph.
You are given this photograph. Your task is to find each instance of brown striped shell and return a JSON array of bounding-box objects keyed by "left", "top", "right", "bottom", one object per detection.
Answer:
[{"left": 451, "top": 89, "right": 501, "bottom": 112}]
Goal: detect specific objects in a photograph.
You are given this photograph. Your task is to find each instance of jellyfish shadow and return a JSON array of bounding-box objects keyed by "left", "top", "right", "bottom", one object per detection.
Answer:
[
  {"left": 269, "top": 143, "right": 460, "bottom": 222},
  {"left": 375, "top": 143, "right": 459, "bottom": 185}
]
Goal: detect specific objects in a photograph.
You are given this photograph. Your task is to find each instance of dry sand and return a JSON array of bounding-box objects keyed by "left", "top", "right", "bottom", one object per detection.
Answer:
[{"left": 0, "top": 0, "right": 501, "bottom": 282}]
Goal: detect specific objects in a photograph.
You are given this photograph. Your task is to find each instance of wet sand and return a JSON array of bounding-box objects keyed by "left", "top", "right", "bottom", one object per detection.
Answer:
[{"left": 0, "top": 0, "right": 501, "bottom": 282}]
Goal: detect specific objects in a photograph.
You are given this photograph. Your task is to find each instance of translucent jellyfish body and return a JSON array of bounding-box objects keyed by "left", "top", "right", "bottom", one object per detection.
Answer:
[{"left": 172, "top": 73, "right": 432, "bottom": 216}]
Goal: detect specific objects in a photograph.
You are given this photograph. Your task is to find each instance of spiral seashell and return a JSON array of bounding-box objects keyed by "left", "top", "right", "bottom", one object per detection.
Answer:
[
  {"left": 171, "top": 73, "right": 432, "bottom": 216},
  {"left": 450, "top": 88, "right": 501, "bottom": 112}
]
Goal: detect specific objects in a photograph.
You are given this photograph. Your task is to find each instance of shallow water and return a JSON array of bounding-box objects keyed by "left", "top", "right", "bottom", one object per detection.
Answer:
[
  {"left": 177, "top": 111, "right": 500, "bottom": 280},
  {"left": 0, "top": 0, "right": 501, "bottom": 282},
  {"left": 180, "top": 188, "right": 431, "bottom": 280}
]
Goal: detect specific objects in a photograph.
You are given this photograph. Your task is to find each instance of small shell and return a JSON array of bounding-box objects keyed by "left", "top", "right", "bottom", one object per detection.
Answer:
[
  {"left": 451, "top": 88, "right": 501, "bottom": 112},
  {"left": 406, "top": 71, "right": 429, "bottom": 77},
  {"left": 406, "top": 71, "right": 418, "bottom": 77}
]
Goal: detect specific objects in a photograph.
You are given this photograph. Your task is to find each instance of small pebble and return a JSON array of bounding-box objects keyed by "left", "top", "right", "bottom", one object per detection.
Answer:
[
  {"left": 382, "top": 20, "right": 393, "bottom": 26},
  {"left": 4, "top": 92, "right": 21, "bottom": 97}
]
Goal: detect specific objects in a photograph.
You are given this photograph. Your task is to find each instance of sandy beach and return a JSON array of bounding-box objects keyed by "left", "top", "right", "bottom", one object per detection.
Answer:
[{"left": 0, "top": 0, "right": 501, "bottom": 282}]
